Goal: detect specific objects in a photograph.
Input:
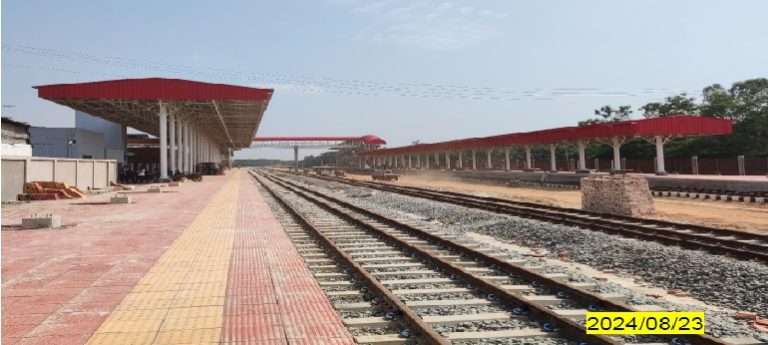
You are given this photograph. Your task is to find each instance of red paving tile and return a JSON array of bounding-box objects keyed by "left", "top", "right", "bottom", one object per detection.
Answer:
[
  {"left": 4, "top": 172, "right": 354, "bottom": 344},
  {"left": 2, "top": 177, "right": 229, "bottom": 344},
  {"left": 222, "top": 176, "right": 355, "bottom": 345}
]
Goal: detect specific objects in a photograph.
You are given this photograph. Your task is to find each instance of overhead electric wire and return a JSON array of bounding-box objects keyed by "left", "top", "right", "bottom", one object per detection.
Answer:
[{"left": 3, "top": 43, "right": 698, "bottom": 101}]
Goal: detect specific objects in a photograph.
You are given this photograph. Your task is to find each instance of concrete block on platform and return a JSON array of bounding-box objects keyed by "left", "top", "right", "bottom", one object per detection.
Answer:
[
  {"left": 21, "top": 214, "right": 62, "bottom": 229},
  {"left": 110, "top": 194, "right": 132, "bottom": 204}
]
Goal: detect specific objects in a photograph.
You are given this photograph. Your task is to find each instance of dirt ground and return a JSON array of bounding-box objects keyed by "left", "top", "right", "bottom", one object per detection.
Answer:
[{"left": 347, "top": 173, "right": 768, "bottom": 234}]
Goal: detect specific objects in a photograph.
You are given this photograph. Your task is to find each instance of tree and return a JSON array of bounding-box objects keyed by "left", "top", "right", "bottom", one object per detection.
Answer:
[
  {"left": 653, "top": 79, "right": 768, "bottom": 157},
  {"left": 698, "top": 78, "right": 768, "bottom": 156},
  {"left": 578, "top": 78, "right": 768, "bottom": 159},
  {"left": 578, "top": 105, "right": 633, "bottom": 126},
  {"left": 640, "top": 93, "right": 699, "bottom": 118}
]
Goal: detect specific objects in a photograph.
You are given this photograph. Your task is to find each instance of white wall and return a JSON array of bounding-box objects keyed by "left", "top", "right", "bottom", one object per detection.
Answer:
[
  {"left": 1, "top": 143, "right": 32, "bottom": 157},
  {"left": 1, "top": 156, "right": 117, "bottom": 202}
]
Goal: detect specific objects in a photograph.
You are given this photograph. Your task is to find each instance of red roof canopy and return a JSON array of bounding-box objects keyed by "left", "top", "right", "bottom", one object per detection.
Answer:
[
  {"left": 364, "top": 115, "right": 732, "bottom": 156},
  {"left": 34, "top": 78, "right": 273, "bottom": 149},
  {"left": 35, "top": 78, "right": 273, "bottom": 102},
  {"left": 253, "top": 135, "right": 386, "bottom": 145}
]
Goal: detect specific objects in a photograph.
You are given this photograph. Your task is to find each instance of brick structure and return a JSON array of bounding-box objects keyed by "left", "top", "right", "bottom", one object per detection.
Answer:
[{"left": 581, "top": 174, "right": 655, "bottom": 216}]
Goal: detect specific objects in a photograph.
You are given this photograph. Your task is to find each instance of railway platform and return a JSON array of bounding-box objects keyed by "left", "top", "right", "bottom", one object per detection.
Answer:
[{"left": 1, "top": 171, "right": 354, "bottom": 345}]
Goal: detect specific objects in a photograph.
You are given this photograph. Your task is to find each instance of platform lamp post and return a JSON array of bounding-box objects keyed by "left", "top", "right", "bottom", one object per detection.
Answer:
[
  {"left": 66, "top": 138, "right": 77, "bottom": 158},
  {"left": 293, "top": 145, "right": 299, "bottom": 172}
]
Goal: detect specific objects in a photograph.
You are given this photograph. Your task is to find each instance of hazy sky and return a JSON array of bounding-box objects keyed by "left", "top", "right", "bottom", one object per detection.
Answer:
[{"left": 3, "top": 0, "right": 767, "bottom": 159}]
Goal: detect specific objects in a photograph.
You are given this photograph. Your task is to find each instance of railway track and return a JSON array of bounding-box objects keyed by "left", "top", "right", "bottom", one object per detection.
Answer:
[
  {"left": 306, "top": 174, "right": 768, "bottom": 264},
  {"left": 253, "top": 170, "right": 740, "bottom": 345}
]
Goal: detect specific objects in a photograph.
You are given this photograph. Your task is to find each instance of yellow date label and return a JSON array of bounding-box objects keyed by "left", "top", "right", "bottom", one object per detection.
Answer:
[{"left": 585, "top": 311, "right": 705, "bottom": 334}]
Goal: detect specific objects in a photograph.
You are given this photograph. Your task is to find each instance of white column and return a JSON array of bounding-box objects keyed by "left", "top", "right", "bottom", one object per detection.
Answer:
[
  {"left": 504, "top": 147, "right": 511, "bottom": 171},
  {"left": 190, "top": 125, "right": 194, "bottom": 171},
  {"left": 183, "top": 120, "right": 189, "bottom": 173},
  {"left": 445, "top": 152, "right": 451, "bottom": 169},
  {"left": 611, "top": 137, "right": 622, "bottom": 171},
  {"left": 486, "top": 149, "right": 493, "bottom": 169},
  {"left": 577, "top": 140, "right": 587, "bottom": 171},
  {"left": 416, "top": 155, "right": 421, "bottom": 169},
  {"left": 549, "top": 144, "right": 557, "bottom": 172},
  {"left": 655, "top": 136, "right": 666, "bottom": 175},
  {"left": 471, "top": 150, "right": 477, "bottom": 170},
  {"left": 425, "top": 154, "right": 430, "bottom": 169},
  {"left": 159, "top": 104, "right": 169, "bottom": 179},
  {"left": 408, "top": 155, "right": 412, "bottom": 169},
  {"left": 458, "top": 151, "right": 463, "bottom": 169},
  {"left": 179, "top": 119, "right": 186, "bottom": 173},
  {"left": 524, "top": 145, "right": 532, "bottom": 169},
  {"left": 190, "top": 126, "right": 195, "bottom": 172},
  {"left": 169, "top": 113, "right": 177, "bottom": 174}
]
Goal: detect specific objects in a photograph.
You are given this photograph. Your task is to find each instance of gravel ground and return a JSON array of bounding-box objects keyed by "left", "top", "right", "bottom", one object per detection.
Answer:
[
  {"left": 432, "top": 318, "right": 535, "bottom": 333},
  {"left": 452, "top": 337, "right": 571, "bottom": 345},
  {"left": 284, "top": 175, "right": 768, "bottom": 341}
]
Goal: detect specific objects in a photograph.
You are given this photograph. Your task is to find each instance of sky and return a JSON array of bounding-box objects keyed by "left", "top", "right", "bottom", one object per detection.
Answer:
[{"left": 2, "top": 0, "right": 767, "bottom": 159}]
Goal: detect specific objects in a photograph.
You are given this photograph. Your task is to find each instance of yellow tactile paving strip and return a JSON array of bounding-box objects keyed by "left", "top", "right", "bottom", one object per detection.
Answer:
[{"left": 85, "top": 172, "right": 240, "bottom": 345}]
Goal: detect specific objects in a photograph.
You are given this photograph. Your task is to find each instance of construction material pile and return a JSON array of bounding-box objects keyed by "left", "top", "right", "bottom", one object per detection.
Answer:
[
  {"left": 581, "top": 174, "right": 655, "bottom": 216},
  {"left": 19, "top": 181, "right": 86, "bottom": 201}
]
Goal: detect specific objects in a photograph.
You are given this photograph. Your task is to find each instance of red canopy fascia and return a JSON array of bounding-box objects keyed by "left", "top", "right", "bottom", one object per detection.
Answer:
[
  {"left": 35, "top": 78, "right": 273, "bottom": 102},
  {"left": 365, "top": 115, "right": 732, "bottom": 156},
  {"left": 253, "top": 135, "right": 386, "bottom": 145}
]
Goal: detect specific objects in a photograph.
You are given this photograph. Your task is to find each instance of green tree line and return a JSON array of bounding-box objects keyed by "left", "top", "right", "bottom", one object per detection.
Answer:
[{"left": 581, "top": 78, "right": 767, "bottom": 159}]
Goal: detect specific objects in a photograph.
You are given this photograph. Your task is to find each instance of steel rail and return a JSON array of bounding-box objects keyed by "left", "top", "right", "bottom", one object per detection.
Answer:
[
  {"left": 262, "top": 172, "right": 624, "bottom": 345},
  {"left": 251, "top": 172, "right": 450, "bottom": 345},
  {"left": 375, "top": 181, "right": 768, "bottom": 242},
  {"left": 267, "top": 171, "right": 735, "bottom": 345},
  {"left": 316, "top": 175, "right": 768, "bottom": 263}
]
